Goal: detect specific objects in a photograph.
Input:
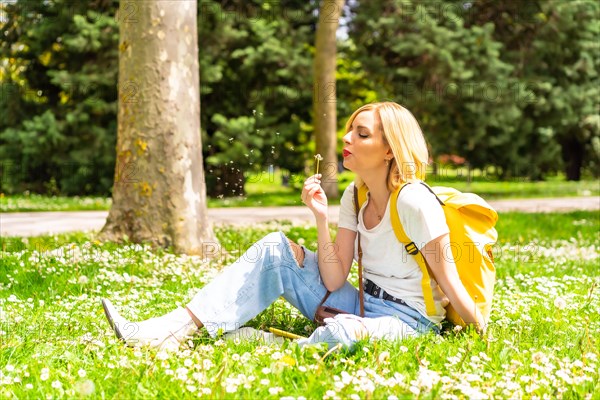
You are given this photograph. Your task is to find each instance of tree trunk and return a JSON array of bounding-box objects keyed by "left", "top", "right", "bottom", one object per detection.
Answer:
[
  {"left": 561, "top": 134, "right": 584, "bottom": 181},
  {"left": 313, "top": 0, "right": 345, "bottom": 199},
  {"left": 100, "top": 0, "right": 217, "bottom": 255}
]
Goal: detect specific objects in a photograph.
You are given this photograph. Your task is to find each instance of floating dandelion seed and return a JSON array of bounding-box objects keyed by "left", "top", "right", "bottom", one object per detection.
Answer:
[{"left": 314, "top": 154, "right": 323, "bottom": 175}]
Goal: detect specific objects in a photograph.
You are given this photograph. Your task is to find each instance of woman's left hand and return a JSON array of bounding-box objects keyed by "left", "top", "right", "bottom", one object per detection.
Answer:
[{"left": 422, "top": 233, "right": 486, "bottom": 332}]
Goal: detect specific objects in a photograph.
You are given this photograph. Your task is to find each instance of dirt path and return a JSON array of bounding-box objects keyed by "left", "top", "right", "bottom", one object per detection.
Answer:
[{"left": 1, "top": 196, "right": 598, "bottom": 237}]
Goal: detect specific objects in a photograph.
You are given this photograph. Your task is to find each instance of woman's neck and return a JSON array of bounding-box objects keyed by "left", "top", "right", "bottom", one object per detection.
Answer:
[{"left": 361, "top": 175, "right": 390, "bottom": 207}]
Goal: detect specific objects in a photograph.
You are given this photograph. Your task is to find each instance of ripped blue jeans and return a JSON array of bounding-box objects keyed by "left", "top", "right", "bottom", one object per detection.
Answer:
[{"left": 187, "top": 232, "right": 439, "bottom": 348}]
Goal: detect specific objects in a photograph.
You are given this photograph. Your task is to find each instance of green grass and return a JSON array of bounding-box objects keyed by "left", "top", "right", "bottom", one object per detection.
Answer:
[
  {"left": 0, "top": 211, "right": 598, "bottom": 398},
  {"left": 0, "top": 194, "right": 112, "bottom": 213},
  {"left": 427, "top": 177, "right": 599, "bottom": 200},
  {"left": 1, "top": 169, "right": 598, "bottom": 211}
]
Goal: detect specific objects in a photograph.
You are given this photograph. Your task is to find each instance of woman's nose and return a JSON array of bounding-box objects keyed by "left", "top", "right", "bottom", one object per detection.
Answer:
[{"left": 342, "top": 131, "right": 352, "bottom": 144}]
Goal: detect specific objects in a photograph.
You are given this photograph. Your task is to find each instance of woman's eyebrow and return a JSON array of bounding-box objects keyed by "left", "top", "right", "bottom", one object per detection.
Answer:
[{"left": 356, "top": 125, "right": 371, "bottom": 132}]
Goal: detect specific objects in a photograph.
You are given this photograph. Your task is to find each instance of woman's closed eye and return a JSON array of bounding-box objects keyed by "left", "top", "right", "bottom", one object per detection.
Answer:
[{"left": 358, "top": 132, "right": 369, "bottom": 138}]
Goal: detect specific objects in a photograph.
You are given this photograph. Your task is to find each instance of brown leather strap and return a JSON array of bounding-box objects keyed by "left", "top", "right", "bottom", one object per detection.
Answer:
[
  {"left": 354, "top": 186, "right": 365, "bottom": 317},
  {"left": 316, "top": 290, "right": 332, "bottom": 310}
]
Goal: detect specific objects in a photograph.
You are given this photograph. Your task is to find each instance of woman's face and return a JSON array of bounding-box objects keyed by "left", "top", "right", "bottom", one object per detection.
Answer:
[{"left": 342, "top": 110, "right": 391, "bottom": 174}]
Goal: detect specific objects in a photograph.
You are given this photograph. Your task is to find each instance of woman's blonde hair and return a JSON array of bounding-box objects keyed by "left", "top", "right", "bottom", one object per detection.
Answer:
[{"left": 344, "top": 102, "right": 429, "bottom": 192}]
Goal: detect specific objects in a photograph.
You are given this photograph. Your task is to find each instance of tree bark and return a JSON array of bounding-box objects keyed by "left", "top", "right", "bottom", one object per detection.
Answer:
[
  {"left": 313, "top": 0, "right": 345, "bottom": 199},
  {"left": 100, "top": 0, "right": 217, "bottom": 255}
]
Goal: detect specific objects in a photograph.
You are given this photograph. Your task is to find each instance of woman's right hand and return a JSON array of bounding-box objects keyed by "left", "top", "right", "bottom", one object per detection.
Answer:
[{"left": 301, "top": 174, "right": 328, "bottom": 219}]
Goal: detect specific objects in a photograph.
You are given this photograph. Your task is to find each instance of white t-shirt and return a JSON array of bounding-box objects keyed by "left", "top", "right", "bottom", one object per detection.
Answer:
[{"left": 337, "top": 182, "right": 449, "bottom": 324}]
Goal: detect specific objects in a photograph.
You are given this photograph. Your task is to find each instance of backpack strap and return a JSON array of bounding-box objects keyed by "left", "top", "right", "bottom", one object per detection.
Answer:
[
  {"left": 390, "top": 182, "right": 438, "bottom": 316},
  {"left": 419, "top": 181, "right": 444, "bottom": 206},
  {"left": 356, "top": 184, "right": 368, "bottom": 209}
]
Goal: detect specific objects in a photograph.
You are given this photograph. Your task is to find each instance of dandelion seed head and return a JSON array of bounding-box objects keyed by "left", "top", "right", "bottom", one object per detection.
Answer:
[
  {"left": 269, "top": 386, "right": 283, "bottom": 395},
  {"left": 76, "top": 379, "right": 95, "bottom": 396},
  {"left": 378, "top": 351, "right": 390, "bottom": 364},
  {"left": 186, "top": 385, "right": 197, "bottom": 392},
  {"left": 554, "top": 297, "right": 567, "bottom": 309}
]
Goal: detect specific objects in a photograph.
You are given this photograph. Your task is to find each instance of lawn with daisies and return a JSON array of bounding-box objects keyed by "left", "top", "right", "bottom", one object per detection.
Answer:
[{"left": 1, "top": 211, "right": 598, "bottom": 399}]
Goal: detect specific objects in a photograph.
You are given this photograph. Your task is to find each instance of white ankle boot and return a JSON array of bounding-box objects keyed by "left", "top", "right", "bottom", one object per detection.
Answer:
[{"left": 102, "top": 299, "right": 198, "bottom": 351}]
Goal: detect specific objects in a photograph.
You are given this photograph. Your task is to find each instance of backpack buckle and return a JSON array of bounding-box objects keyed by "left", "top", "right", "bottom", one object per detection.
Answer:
[{"left": 405, "top": 242, "right": 419, "bottom": 255}]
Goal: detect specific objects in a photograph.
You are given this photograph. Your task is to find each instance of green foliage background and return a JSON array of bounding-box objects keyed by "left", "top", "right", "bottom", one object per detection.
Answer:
[{"left": 0, "top": 0, "right": 598, "bottom": 196}]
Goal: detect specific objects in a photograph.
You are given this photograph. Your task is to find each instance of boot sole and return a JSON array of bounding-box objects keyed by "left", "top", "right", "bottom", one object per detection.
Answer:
[{"left": 101, "top": 299, "right": 124, "bottom": 340}]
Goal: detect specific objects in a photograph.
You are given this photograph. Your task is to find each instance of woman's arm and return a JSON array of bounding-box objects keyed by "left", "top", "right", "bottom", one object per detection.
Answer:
[
  {"left": 422, "top": 233, "right": 486, "bottom": 333},
  {"left": 318, "top": 226, "right": 356, "bottom": 291},
  {"left": 302, "top": 175, "right": 356, "bottom": 291}
]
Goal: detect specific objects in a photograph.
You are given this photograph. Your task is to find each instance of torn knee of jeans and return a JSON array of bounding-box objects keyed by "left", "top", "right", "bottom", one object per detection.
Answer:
[{"left": 287, "top": 239, "right": 305, "bottom": 268}]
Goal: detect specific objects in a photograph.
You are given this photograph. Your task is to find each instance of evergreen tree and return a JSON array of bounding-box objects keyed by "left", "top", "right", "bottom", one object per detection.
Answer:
[
  {"left": 467, "top": 0, "right": 599, "bottom": 180},
  {"left": 348, "top": 0, "right": 599, "bottom": 180},
  {"left": 1, "top": 1, "right": 321, "bottom": 196},
  {"left": 0, "top": 0, "right": 119, "bottom": 194},
  {"left": 348, "top": 0, "right": 518, "bottom": 175},
  {"left": 198, "top": 1, "right": 319, "bottom": 196}
]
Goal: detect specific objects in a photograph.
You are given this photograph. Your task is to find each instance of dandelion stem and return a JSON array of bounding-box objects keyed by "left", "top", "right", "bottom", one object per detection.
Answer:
[
  {"left": 314, "top": 154, "right": 323, "bottom": 176},
  {"left": 269, "top": 327, "right": 306, "bottom": 340},
  {"left": 320, "top": 343, "right": 342, "bottom": 362}
]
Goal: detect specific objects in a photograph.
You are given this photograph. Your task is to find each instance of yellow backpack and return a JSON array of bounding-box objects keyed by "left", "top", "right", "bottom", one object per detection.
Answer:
[{"left": 356, "top": 182, "right": 498, "bottom": 326}]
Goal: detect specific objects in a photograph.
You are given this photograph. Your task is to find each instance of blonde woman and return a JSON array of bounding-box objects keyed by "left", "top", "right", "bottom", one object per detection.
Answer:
[{"left": 102, "top": 101, "right": 484, "bottom": 350}]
